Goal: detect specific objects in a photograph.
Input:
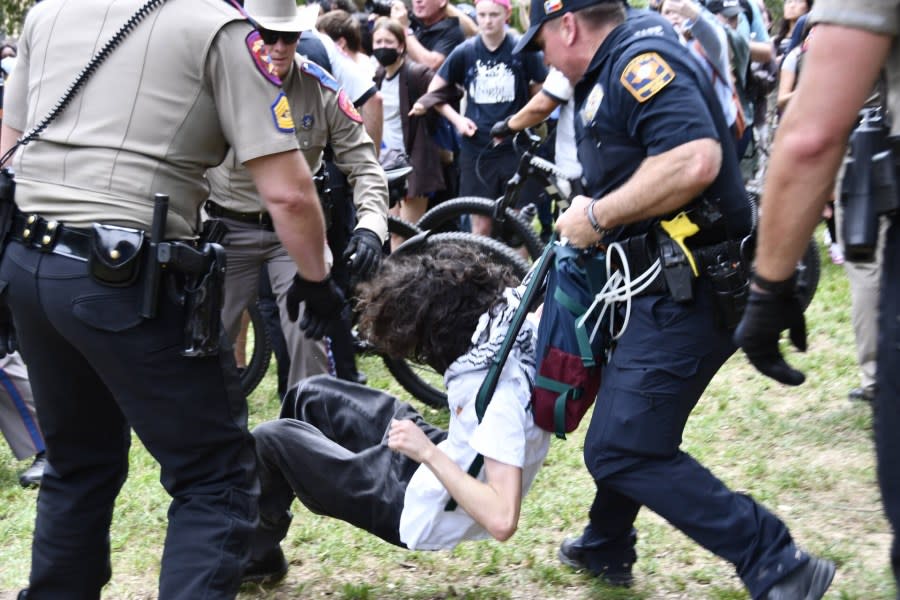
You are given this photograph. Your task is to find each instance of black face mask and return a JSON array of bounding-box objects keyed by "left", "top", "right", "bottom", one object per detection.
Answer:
[{"left": 373, "top": 47, "right": 400, "bottom": 67}]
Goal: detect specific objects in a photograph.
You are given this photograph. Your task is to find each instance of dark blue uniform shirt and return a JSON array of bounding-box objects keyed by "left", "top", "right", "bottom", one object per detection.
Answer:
[{"left": 575, "top": 9, "right": 751, "bottom": 245}]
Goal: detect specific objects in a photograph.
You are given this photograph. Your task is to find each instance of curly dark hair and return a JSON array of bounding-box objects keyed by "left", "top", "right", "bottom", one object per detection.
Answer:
[{"left": 355, "top": 240, "right": 519, "bottom": 373}]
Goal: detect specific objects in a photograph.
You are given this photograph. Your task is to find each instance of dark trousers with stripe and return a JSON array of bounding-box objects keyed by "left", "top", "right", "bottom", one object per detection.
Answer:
[
  {"left": 0, "top": 352, "right": 44, "bottom": 460},
  {"left": 0, "top": 240, "right": 258, "bottom": 600}
]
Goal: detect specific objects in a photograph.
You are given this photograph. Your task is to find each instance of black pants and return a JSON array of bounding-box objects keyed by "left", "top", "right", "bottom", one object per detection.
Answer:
[
  {"left": 877, "top": 218, "right": 900, "bottom": 597},
  {"left": 251, "top": 375, "right": 446, "bottom": 555},
  {"left": 0, "top": 240, "right": 258, "bottom": 599}
]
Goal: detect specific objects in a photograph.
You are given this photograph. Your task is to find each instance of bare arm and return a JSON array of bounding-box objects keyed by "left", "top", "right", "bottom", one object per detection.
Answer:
[
  {"left": 389, "top": 419, "right": 523, "bottom": 541},
  {"left": 0, "top": 124, "right": 22, "bottom": 166},
  {"left": 755, "top": 24, "right": 891, "bottom": 282},
  {"left": 404, "top": 33, "right": 449, "bottom": 71},
  {"left": 360, "top": 91, "right": 384, "bottom": 158},
  {"left": 557, "top": 138, "right": 722, "bottom": 247},
  {"left": 245, "top": 150, "right": 329, "bottom": 282},
  {"left": 390, "top": 2, "right": 450, "bottom": 71},
  {"left": 446, "top": 4, "right": 477, "bottom": 38},
  {"left": 749, "top": 40, "right": 774, "bottom": 62},
  {"left": 775, "top": 65, "right": 796, "bottom": 114},
  {"left": 507, "top": 91, "right": 561, "bottom": 131},
  {"left": 410, "top": 73, "right": 473, "bottom": 134},
  {"left": 436, "top": 102, "right": 475, "bottom": 136}
]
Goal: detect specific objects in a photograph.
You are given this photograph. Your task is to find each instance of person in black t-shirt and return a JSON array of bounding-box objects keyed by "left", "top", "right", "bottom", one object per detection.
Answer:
[
  {"left": 412, "top": 0, "right": 546, "bottom": 235},
  {"left": 390, "top": 0, "right": 466, "bottom": 71}
]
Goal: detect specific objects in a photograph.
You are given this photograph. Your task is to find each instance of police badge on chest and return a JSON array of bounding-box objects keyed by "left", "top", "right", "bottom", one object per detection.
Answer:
[{"left": 581, "top": 84, "right": 604, "bottom": 128}]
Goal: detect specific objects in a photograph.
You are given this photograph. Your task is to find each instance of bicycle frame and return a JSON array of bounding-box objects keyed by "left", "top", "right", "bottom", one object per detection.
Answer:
[{"left": 492, "top": 130, "right": 573, "bottom": 224}]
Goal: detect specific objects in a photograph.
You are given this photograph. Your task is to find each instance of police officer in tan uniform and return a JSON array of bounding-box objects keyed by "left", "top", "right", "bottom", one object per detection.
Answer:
[
  {"left": 0, "top": 0, "right": 343, "bottom": 597},
  {"left": 735, "top": 2, "right": 900, "bottom": 598},
  {"left": 207, "top": 0, "right": 388, "bottom": 389}
]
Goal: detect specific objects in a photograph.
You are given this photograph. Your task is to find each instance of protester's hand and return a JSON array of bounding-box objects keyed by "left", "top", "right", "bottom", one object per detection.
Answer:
[
  {"left": 665, "top": 0, "right": 700, "bottom": 20},
  {"left": 388, "top": 418, "right": 435, "bottom": 464},
  {"left": 285, "top": 273, "right": 346, "bottom": 340},
  {"left": 733, "top": 276, "right": 807, "bottom": 385},
  {"left": 490, "top": 117, "right": 514, "bottom": 142},
  {"left": 454, "top": 116, "right": 477, "bottom": 137},
  {"left": 391, "top": 0, "right": 410, "bottom": 29},
  {"left": 556, "top": 194, "right": 604, "bottom": 248},
  {"left": 408, "top": 102, "right": 427, "bottom": 117},
  {"left": 343, "top": 228, "right": 383, "bottom": 281}
]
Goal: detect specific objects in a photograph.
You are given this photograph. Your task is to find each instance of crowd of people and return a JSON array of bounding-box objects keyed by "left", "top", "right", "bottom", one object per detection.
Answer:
[{"left": 0, "top": 0, "right": 898, "bottom": 599}]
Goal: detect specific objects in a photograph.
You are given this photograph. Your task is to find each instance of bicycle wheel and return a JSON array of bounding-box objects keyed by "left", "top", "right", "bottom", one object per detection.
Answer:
[
  {"left": 417, "top": 196, "right": 545, "bottom": 261},
  {"left": 239, "top": 301, "right": 273, "bottom": 397},
  {"left": 380, "top": 232, "right": 530, "bottom": 409}
]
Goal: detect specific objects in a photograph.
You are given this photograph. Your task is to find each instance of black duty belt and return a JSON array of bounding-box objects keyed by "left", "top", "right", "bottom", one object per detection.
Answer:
[
  {"left": 10, "top": 212, "right": 92, "bottom": 262},
  {"left": 615, "top": 233, "right": 745, "bottom": 296},
  {"left": 205, "top": 200, "right": 274, "bottom": 230}
]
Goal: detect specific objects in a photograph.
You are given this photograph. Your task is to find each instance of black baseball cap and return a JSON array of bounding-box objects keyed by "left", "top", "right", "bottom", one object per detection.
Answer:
[
  {"left": 706, "top": 0, "right": 742, "bottom": 17},
  {"left": 512, "top": 0, "right": 624, "bottom": 53}
]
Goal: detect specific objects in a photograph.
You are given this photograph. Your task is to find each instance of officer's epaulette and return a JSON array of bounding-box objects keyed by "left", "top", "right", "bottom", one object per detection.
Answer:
[{"left": 299, "top": 60, "right": 340, "bottom": 93}]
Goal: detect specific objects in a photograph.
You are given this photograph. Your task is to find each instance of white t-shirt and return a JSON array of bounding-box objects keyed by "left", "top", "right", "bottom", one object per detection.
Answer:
[
  {"left": 540, "top": 67, "right": 581, "bottom": 181},
  {"left": 399, "top": 288, "right": 552, "bottom": 551},
  {"left": 381, "top": 73, "right": 405, "bottom": 152},
  {"left": 315, "top": 31, "right": 374, "bottom": 104},
  {"left": 781, "top": 45, "right": 801, "bottom": 76}
]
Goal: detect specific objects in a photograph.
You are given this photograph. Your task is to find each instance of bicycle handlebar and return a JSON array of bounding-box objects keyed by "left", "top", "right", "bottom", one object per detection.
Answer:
[{"left": 528, "top": 154, "right": 569, "bottom": 182}]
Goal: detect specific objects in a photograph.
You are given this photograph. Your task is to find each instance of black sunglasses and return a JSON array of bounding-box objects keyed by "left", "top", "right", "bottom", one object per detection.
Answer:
[{"left": 258, "top": 28, "right": 301, "bottom": 45}]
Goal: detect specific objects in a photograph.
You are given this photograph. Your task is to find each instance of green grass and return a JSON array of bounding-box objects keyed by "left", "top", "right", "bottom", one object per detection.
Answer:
[{"left": 0, "top": 234, "right": 896, "bottom": 599}]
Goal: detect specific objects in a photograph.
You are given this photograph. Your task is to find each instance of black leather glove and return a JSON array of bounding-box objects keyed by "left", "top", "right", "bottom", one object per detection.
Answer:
[
  {"left": 490, "top": 117, "right": 514, "bottom": 141},
  {"left": 342, "top": 228, "right": 383, "bottom": 281},
  {"left": 285, "top": 273, "right": 346, "bottom": 340},
  {"left": 733, "top": 274, "right": 807, "bottom": 386}
]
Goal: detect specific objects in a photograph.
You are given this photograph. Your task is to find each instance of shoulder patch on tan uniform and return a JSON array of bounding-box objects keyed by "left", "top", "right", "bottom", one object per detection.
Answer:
[
  {"left": 271, "top": 91, "right": 295, "bottom": 133},
  {"left": 619, "top": 52, "right": 675, "bottom": 103},
  {"left": 337, "top": 89, "right": 363, "bottom": 123},
  {"left": 299, "top": 60, "right": 340, "bottom": 93},
  {"left": 246, "top": 30, "right": 282, "bottom": 87}
]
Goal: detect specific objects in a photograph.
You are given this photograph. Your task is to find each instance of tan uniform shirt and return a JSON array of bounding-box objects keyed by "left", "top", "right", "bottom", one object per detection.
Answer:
[
  {"left": 4, "top": 0, "right": 299, "bottom": 240},
  {"left": 207, "top": 57, "right": 389, "bottom": 241},
  {"left": 810, "top": 0, "right": 900, "bottom": 135}
]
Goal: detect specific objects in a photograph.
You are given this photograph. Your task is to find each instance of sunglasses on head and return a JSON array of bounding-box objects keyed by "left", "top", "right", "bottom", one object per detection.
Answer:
[{"left": 258, "top": 28, "right": 301, "bottom": 45}]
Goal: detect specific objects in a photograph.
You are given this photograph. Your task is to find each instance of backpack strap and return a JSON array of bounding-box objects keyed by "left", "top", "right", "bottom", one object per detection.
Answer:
[
  {"left": 534, "top": 375, "right": 582, "bottom": 439},
  {"left": 444, "top": 235, "right": 557, "bottom": 512},
  {"left": 552, "top": 281, "right": 596, "bottom": 368},
  {"left": 692, "top": 40, "right": 746, "bottom": 140}
]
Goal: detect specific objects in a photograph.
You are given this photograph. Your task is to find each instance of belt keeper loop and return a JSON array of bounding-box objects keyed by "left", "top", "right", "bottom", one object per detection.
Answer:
[
  {"left": 39, "top": 219, "right": 60, "bottom": 251},
  {"left": 22, "top": 213, "right": 37, "bottom": 241}
]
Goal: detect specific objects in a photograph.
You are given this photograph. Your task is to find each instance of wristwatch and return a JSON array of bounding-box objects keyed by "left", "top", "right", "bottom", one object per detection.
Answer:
[{"left": 585, "top": 197, "right": 613, "bottom": 240}]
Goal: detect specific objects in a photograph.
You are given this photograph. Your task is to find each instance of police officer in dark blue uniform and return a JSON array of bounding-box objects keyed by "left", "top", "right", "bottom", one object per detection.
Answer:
[{"left": 515, "top": 2, "right": 834, "bottom": 598}]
